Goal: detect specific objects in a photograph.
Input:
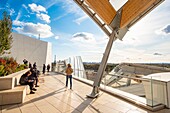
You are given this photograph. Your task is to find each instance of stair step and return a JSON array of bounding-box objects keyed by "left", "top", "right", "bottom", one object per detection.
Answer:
[{"left": 0, "top": 85, "right": 28, "bottom": 105}]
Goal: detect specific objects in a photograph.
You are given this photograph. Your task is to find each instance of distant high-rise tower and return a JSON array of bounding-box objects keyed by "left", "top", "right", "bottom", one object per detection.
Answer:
[
  {"left": 38, "top": 34, "right": 40, "bottom": 40},
  {"left": 54, "top": 55, "right": 56, "bottom": 63}
]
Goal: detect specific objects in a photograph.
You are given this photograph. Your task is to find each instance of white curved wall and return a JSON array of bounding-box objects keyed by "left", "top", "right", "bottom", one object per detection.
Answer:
[{"left": 65, "top": 56, "right": 87, "bottom": 78}]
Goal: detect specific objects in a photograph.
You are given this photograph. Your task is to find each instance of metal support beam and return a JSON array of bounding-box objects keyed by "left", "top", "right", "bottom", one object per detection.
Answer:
[
  {"left": 87, "top": 31, "right": 117, "bottom": 98},
  {"left": 74, "top": 0, "right": 112, "bottom": 37}
]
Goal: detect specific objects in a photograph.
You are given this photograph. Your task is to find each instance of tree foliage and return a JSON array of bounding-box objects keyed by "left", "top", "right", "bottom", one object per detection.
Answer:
[
  {"left": 0, "top": 57, "right": 27, "bottom": 76},
  {"left": 0, "top": 11, "right": 13, "bottom": 56},
  {"left": 83, "top": 63, "right": 118, "bottom": 73}
]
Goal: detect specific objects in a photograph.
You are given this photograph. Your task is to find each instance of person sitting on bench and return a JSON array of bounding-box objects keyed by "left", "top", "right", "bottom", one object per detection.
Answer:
[
  {"left": 30, "top": 68, "right": 39, "bottom": 87},
  {"left": 19, "top": 71, "right": 37, "bottom": 94}
]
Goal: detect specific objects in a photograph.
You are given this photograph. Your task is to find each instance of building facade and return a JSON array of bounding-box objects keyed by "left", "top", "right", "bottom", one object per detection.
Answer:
[{"left": 6, "top": 32, "right": 52, "bottom": 71}]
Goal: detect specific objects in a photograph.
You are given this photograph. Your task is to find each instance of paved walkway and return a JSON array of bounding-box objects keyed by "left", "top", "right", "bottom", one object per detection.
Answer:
[{"left": 0, "top": 72, "right": 170, "bottom": 113}]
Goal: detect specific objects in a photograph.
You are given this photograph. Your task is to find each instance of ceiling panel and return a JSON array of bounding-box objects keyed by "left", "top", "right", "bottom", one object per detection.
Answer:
[
  {"left": 85, "top": 0, "right": 116, "bottom": 25},
  {"left": 120, "top": 0, "right": 158, "bottom": 28}
]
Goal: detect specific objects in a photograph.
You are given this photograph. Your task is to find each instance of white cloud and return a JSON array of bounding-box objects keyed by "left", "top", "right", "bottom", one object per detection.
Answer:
[
  {"left": 151, "top": 42, "right": 170, "bottom": 54},
  {"left": 13, "top": 20, "right": 53, "bottom": 38},
  {"left": 3, "top": 3, "right": 15, "bottom": 15},
  {"left": 27, "top": 3, "right": 51, "bottom": 23},
  {"left": 74, "top": 15, "right": 89, "bottom": 25},
  {"left": 153, "top": 53, "right": 162, "bottom": 56},
  {"left": 53, "top": 13, "right": 67, "bottom": 21},
  {"left": 55, "top": 0, "right": 87, "bottom": 24},
  {"left": 72, "top": 32, "right": 96, "bottom": 43},
  {"left": 45, "top": 0, "right": 82, "bottom": 14},
  {"left": 13, "top": 20, "right": 24, "bottom": 26},
  {"left": 55, "top": 36, "right": 59, "bottom": 40},
  {"left": 22, "top": 4, "right": 27, "bottom": 9},
  {"left": 108, "top": 48, "right": 151, "bottom": 63},
  {"left": 107, "top": 35, "right": 170, "bottom": 63},
  {"left": 9, "top": 8, "right": 15, "bottom": 15},
  {"left": 69, "top": 32, "right": 107, "bottom": 59},
  {"left": 44, "top": 1, "right": 87, "bottom": 23},
  {"left": 45, "top": 0, "right": 59, "bottom": 9},
  {"left": 24, "top": 15, "right": 30, "bottom": 18},
  {"left": 36, "top": 13, "right": 50, "bottom": 23},
  {"left": 61, "top": 0, "right": 84, "bottom": 16},
  {"left": 15, "top": 11, "right": 21, "bottom": 21},
  {"left": 156, "top": 24, "right": 170, "bottom": 35},
  {"left": 22, "top": 4, "right": 32, "bottom": 14},
  {"left": 5, "top": 3, "right": 10, "bottom": 8},
  {"left": 28, "top": 3, "right": 47, "bottom": 13}
]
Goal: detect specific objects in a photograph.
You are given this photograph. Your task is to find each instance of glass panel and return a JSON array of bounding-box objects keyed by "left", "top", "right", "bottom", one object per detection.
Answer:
[{"left": 57, "top": 58, "right": 169, "bottom": 108}]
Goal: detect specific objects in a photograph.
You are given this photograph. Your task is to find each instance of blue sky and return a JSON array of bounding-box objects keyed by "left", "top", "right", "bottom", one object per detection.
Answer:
[{"left": 0, "top": 0, "right": 170, "bottom": 63}]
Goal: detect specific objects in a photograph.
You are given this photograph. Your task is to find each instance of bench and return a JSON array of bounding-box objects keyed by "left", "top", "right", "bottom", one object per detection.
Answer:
[{"left": 0, "top": 69, "right": 30, "bottom": 105}]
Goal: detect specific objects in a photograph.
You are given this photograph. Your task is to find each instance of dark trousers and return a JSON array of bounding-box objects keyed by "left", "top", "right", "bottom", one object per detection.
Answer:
[
  {"left": 27, "top": 82, "right": 34, "bottom": 90},
  {"left": 66, "top": 75, "right": 72, "bottom": 88},
  {"left": 43, "top": 70, "right": 45, "bottom": 74},
  {"left": 35, "top": 77, "right": 38, "bottom": 86}
]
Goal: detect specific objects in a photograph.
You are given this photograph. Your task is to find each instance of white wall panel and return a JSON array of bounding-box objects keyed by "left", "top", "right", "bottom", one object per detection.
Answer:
[{"left": 6, "top": 33, "right": 52, "bottom": 71}]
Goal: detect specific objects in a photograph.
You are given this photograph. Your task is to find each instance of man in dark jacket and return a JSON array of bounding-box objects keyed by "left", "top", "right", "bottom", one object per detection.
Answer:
[
  {"left": 47, "top": 64, "right": 50, "bottom": 72},
  {"left": 19, "top": 71, "right": 37, "bottom": 94},
  {"left": 30, "top": 68, "right": 39, "bottom": 87},
  {"left": 33, "top": 62, "right": 37, "bottom": 69},
  {"left": 42, "top": 64, "right": 46, "bottom": 74}
]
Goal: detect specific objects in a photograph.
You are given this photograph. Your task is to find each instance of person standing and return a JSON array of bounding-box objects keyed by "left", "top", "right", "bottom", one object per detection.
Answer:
[
  {"left": 65, "top": 64, "right": 73, "bottom": 89},
  {"left": 29, "top": 62, "right": 32, "bottom": 69},
  {"left": 42, "top": 64, "right": 46, "bottom": 74},
  {"left": 47, "top": 64, "right": 50, "bottom": 72},
  {"left": 23, "top": 59, "right": 28, "bottom": 65},
  {"left": 33, "top": 62, "right": 37, "bottom": 69}
]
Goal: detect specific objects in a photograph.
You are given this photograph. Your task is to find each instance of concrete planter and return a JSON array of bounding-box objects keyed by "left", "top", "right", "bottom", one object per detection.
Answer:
[
  {"left": 0, "top": 68, "right": 30, "bottom": 105},
  {"left": 0, "top": 69, "right": 30, "bottom": 90}
]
